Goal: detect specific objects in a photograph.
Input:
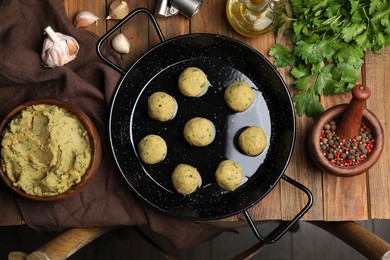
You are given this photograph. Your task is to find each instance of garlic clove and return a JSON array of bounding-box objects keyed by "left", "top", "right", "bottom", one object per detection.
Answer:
[
  {"left": 106, "top": 0, "right": 129, "bottom": 20},
  {"left": 73, "top": 11, "right": 99, "bottom": 28},
  {"left": 43, "top": 47, "right": 64, "bottom": 67},
  {"left": 66, "top": 39, "right": 79, "bottom": 57},
  {"left": 41, "top": 26, "right": 80, "bottom": 68},
  {"left": 111, "top": 33, "right": 130, "bottom": 54}
]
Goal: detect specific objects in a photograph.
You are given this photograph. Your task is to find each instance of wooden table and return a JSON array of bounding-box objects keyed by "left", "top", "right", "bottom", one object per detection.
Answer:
[{"left": 1, "top": 0, "right": 389, "bottom": 227}]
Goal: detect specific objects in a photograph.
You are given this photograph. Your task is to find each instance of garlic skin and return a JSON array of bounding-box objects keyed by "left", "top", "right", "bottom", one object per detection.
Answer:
[
  {"left": 41, "top": 26, "right": 80, "bottom": 68},
  {"left": 111, "top": 33, "right": 130, "bottom": 54},
  {"left": 74, "top": 11, "right": 99, "bottom": 28},
  {"left": 106, "top": 0, "right": 129, "bottom": 20}
]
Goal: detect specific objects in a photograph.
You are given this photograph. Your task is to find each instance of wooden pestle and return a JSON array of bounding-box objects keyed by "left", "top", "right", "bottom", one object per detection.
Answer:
[{"left": 336, "top": 85, "right": 371, "bottom": 140}]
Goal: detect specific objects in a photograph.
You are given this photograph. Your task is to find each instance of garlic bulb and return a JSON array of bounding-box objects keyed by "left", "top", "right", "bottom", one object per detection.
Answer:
[
  {"left": 106, "top": 0, "right": 129, "bottom": 20},
  {"left": 111, "top": 33, "right": 130, "bottom": 54},
  {"left": 41, "top": 26, "right": 80, "bottom": 68},
  {"left": 74, "top": 11, "right": 99, "bottom": 28}
]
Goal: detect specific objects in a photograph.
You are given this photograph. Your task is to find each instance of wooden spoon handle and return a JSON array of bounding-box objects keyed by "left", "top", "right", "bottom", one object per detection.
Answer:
[{"left": 336, "top": 85, "right": 371, "bottom": 140}]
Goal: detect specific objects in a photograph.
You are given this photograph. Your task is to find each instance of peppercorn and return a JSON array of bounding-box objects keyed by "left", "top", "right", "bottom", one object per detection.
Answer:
[{"left": 319, "top": 120, "right": 375, "bottom": 167}]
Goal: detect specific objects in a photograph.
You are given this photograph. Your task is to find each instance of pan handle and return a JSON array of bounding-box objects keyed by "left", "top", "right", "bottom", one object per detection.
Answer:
[
  {"left": 244, "top": 174, "right": 313, "bottom": 244},
  {"left": 96, "top": 8, "right": 165, "bottom": 74}
]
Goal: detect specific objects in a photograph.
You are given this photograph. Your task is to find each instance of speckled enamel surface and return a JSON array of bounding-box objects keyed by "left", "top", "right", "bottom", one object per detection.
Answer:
[{"left": 109, "top": 34, "right": 295, "bottom": 220}]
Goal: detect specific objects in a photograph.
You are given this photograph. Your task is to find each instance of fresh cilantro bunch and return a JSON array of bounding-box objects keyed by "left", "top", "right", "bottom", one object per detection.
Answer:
[{"left": 269, "top": 0, "right": 390, "bottom": 118}]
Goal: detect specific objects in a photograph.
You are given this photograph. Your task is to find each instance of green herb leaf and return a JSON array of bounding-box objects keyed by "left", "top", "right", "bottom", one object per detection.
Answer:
[
  {"left": 270, "top": 0, "right": 390, "bottom": 117},
  {"left": 312, "top": 63, "right": 334, "bottom": 95},
  {"left": 292, "top": 89, "right": 324, "bottom": 118},
  {"left": 341, "top": 23, "right": 367, "bottom": 43},
  {"left": 269, "top": 44, "right": 295, "bottom": 67}
]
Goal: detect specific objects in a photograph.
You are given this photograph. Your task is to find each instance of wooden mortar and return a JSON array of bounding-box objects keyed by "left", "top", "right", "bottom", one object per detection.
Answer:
[{"left": 308, "top": 85, "right": 384, "bottom": 177}]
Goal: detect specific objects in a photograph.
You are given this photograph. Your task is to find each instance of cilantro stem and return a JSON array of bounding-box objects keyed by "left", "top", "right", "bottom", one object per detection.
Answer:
[{"left": 323, "top": 15, "right": 342, "bottom": 26}]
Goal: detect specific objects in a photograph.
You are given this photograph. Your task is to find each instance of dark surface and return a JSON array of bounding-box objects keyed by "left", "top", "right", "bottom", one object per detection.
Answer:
[
  {"left": 109, "top": 34, "right": 296, "bottom": 220},
  {"left": 2, "top": 220, "right": 389, "bottom": 259}
]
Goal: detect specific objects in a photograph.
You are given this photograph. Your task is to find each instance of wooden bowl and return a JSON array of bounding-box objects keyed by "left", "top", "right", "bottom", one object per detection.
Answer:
[
  {"left": 0, "top": 99, "right": 101, "bottom": 201},
  {"left": 308, "top": 104, "right": 384, "bottom": 177}
]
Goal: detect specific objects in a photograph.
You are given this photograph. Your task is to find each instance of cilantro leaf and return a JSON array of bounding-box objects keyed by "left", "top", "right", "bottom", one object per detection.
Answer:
[
  {"left": 330, "top": 63, "right": 360, "bottom": 93},
  {"left": 291, "top": 64, "right": 313, "bottom": 91},
  {"left": 349, "top": 0, "right": 360, "bottom": 14},
  {"left": 269, "top": 44, "right": 294, "bottom": 67},
  {"left": 291, "top": 64, "right": 310, "bottom": 79},
  {"left": 341, "top": 23, "right": 367, "bottom": 42},
  {"left": 294, "top": 41, "right": 325, "bottom": 64},
  {"left": 333, "top": 43, "right": 364, "bottom": 68},
  {"left": 355, "top": 30, "right": 371, "bottom": 49},
  {"left": 369, "top": 0, "right": 388, "bottom": 15},
  {"left": 294, "top": 75, "right": 313, "bottom": 91},
  {"left": 312, "top": 63, "right": 334, "bottom": 95},
  {"left": 270, "top": 0, "right": 390, "bottom": 117},
  {"left": 292, "top": 89, "right": 324, "bottom": 118}
]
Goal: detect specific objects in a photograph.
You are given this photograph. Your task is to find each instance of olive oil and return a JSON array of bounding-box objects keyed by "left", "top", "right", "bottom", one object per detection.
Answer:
[{"left": 226, "top": 0, "right": 280, "bottom": 37}]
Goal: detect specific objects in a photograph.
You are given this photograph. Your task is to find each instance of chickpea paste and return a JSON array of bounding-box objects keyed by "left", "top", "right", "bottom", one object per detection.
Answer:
[{"left": 0, "top": 104, "right": 92, "bottom": 196}]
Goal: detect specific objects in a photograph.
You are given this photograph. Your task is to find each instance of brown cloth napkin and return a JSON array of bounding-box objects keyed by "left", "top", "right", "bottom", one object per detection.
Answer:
[{"left": 0, "top": 0, "right": 223, "bottom": 249}]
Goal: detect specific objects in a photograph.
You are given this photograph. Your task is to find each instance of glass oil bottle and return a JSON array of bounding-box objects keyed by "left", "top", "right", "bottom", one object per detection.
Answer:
[{"left": 226, "top": 0, "right": 284, "bottom": 37}]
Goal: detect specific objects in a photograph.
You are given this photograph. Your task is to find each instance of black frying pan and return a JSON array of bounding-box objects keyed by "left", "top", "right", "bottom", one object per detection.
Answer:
[{"left": 97, "top": 8, "right": 312, "bottom": 243}]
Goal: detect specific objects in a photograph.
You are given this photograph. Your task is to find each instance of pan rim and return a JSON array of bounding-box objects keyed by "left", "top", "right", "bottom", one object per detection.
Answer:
[{"left": 108, "top": 33, "right": 296, "bottom": 221}]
